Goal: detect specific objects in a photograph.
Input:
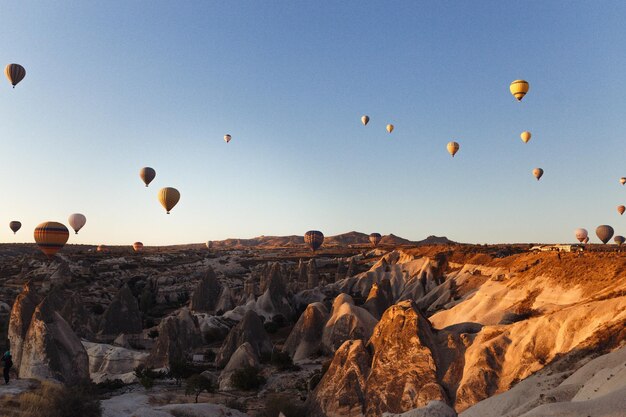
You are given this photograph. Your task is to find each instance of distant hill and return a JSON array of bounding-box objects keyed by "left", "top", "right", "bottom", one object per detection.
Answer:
[{"left": 415, "top": 235, "right": 456, "bottom": 245}]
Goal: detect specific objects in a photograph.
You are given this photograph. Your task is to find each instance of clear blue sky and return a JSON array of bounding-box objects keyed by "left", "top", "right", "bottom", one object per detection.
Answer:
[{"left": 1, "top": 1, "right": 625, "bottom": 245}]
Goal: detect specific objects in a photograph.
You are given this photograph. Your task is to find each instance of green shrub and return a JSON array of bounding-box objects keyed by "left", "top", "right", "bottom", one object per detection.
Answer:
[
  {"left": 231, "top": 366, "right": 265, "bottom": 391},
  {"left": 168, "top": 357, "right": 195, "bottom": 386}
]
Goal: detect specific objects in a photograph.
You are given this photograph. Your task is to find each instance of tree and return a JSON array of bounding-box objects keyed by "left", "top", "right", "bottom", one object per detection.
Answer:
[{"left": 185, "top": 374, "right": 214, "bottom": 403}]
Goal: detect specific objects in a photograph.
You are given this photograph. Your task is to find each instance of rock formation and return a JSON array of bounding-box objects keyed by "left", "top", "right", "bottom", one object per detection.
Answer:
[
  {"left": 363, "top": 278, "right": 393, "bottom": 319},
  {"left": 82, "top": 341, "right": 149, "bottom": 383},
  {"left": 308, "top": 259, "right": 320, "bottom": 289},
  {"left": 8, "top": 282, "right": 40, "bottom": 372},
  {"left": 256, "top": 262, "right": 294, "bottom": 321},
  {"left": 283, "top": 302, "right": 329, "bottom": 362},
  {"left": 382, "top": 401, "right": 457, "bottom": 417},
  {"left": 189, "top": 266, "right": 222, "bottom": 313},
  {"left": 148, "top": 307, "right": 203, "bottom": 368},
  {"left": 59, "top": 293, "right": 94, "bottom": 339},
  {"left": 308, "top": 339, "right": 371, "bottom": 417},
  {"left": 99, "top": 284, "right": 142, "bottom": 337},
  {"left": 322, "top": 293, "right": 378, "bottom": 354},
  {"left": 216, "top": 309, "right": 272, "bottom": 367},
  {"left": 310, "top": 301, "right": 447, "bottom": 417},
  {"left": 18, "top": 296, "right": 90, "bottom": 384},
  {"left": 218, "top": 342, "right": 260, "bottom": 390}
]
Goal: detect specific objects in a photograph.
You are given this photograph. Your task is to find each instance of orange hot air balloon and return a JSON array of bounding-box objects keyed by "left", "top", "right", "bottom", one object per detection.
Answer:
[
  {"left": 533, "top": 168, "right": 544, "bottom": 181},
  {"left": 34, "top": 222, "right": 70, "bottom": 258},
  {"left": 5, "top": 64, "right": 26, "bottom": 88},
  {"left": 620, "top": 177, "right": 626, "bottom": 185},
  {"left": 618, "top": 205, "right": 625, "bottom": 215},
  {"left": 447, "top": 141, "right": 460, "bottom": 157},
  {"left": 520, "top": 131, "right": 531, "bottom": 143},
  {"left": 386, "top": 124, "right": 394, "bottom": 133},
  {"left": 9, "top": 221, "right": 21, "bottom": 235},
  {"left": 133, "top": 242, "right": 144, "bottom": 252}
]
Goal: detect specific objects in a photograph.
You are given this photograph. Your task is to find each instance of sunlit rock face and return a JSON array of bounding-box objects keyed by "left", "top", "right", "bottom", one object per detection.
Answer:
[{"left": 18, "top": 295, "right": 90, "bottom": 384}]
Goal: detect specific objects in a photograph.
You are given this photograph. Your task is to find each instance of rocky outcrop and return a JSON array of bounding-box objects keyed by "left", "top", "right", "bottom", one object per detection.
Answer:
[
  {"left": 216, "top": 309, "right": 272, "bottom": 367},
  {"left": 189, "top": 267, "right": 222, "bottom": 313},
  {"left": 256, "top": 263, "right": 294, "bottom": 321},
  {"left": 99, "top": 284, "right": 142, "bottom": 337},
  {"left": 148, "top": 308, "right": 203, "bottom": 368},
  {"left": 308, "top": 259, "right": 320, "bottom": 289},
  {"left": 218, "top": 342, "right": 260, "bottom": 391},
  {"left": 59, "top": 293, "right": 94, "bottom": 339},
  {"left": 363, "top": 278, "right": 393, "bottom": 319},
  {"left": 8, "top": 282, "right": 40, "bottom": 372},
  {"left": 310, "top": 301, "right": 447, "bottom": 417},
  {"left": 322, "top": 293, "right": 378, "bottom": 354},
  {"left": 308, "top": 339, "right": 372, "bottom": 417},
  {"left": 364, "top": 301, "right": 447, "bottom": 416},
  {"left": 284, "top": 302, "right": 329, "bottom": 362},
  {"left": 215, "top": 286, "right": 235, "bottom": 314},
  {"left": 19, "top": 296, "right": 90, "bottom": 384},
  {"left": 82, "top": 341, "right": 149, "bottom": 383}
]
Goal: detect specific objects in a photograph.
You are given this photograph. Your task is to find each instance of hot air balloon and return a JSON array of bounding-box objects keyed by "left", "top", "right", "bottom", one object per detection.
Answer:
[
  {"left": 133, "top": 242, "right": 144, "bottom": 252},
  {"left": 206, "top": 241, "right": 212, "bottom": 250},
  {"left": 533, "top": 168, "right": 544, "bottom": 181},
  {"left": 510, "top": 79, "right": 529, "bottom": 101},
  {"left": 520, "top": 131, "right": 531, "bottom": 143},
  {"left": 361, "top": 115, "right": 369, "bottom": 126},
  {"left": 97, "top": 245, "right": 106, "bottom": 253},
  {"left": 621, "top": 177, "right": 626, "bottom": 185},
  {"left": 618, "top": 206, "right": 625, "bottom": 216},
  {"left": 304, "top": 230, "right": 324, "bottom": 252},
  {"left": 614, "top": 236, "right": 625, "bottom": 246},
  {"left": 68, "top": 213, "right": 86, "bottom": 234},
  {"left": 596, "top": 225, "right": 614, "bottom": 244},
  {"left": 447, "top": 141, "right": 460, "bottom": 157},
  {"left": 369, "top": 233, "right": 382, "bottom": 247},
  {"left": 5, "top": 64, "right": 26, "bottom": 88},
  {"left": 140, "top": 167, "right": 156, "bottom": 187},
  {"left": 386, "top": 124, "right": 394, "bottom": 133},
  {"left": 583, "top": 236, "right": 590, "bottom": 244},
  {"left": 34, "top": 222, "right": 69, "bottom": 258},
  {"left": 9, "top": 221, "right": 21, "bottom": 235},
  {"left": 224, "top": 134, "right": 232, "bottom": 143},
  {"left": 158, "top": 187, "right": 180, "bottom": 214},
  {"left": 574, "top": 228, "right": 588, "bottom": 243}
]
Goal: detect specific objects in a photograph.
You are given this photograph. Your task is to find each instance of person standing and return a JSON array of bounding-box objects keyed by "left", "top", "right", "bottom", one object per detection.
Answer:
[{"left": 1, "top": 350, "right": 12, "bottom": 384}]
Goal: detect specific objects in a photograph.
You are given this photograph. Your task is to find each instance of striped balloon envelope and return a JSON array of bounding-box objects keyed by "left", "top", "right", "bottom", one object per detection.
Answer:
[
  {"left": 5, "top": 63, "right": 26, "bottom": 88},
  {"left": 33, "top": 222, "right": 70, "bottom": 258},
  {"left": 158, "top": 187, "right": 180, "bottom": 214},
  {"left": 304, "top": 230, "right": 324, "bottom": 251},
  {"left": 509, "top": 79, "right": 529, "bottom": 101}
]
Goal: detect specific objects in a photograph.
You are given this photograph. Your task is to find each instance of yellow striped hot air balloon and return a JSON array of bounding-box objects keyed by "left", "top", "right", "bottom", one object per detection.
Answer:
[
  {"left": 5, "top": 64, "right": 26, "bottom": 88},
  {"left": 510, "top": 80, "right": 529, "bottom": 101},
  {"left": 520, "top": 131, "right": 531, "bottom": 143},
  {"left": 447, "top": 141, "right": 460, "bottom": 157},
  {"left": 34, "top": 222, "right": 70, "bottom": 258},
  {"left": 158, "top": 187, "right": 180, "bottom": 214}
]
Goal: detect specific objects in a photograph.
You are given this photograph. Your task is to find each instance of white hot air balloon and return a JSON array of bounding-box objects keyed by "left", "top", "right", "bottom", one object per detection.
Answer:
[
  {"left": 68, "top": 213, "right": 87, "bottom": 234},
  {"left": 574, "top": 228, "right": 588, "bottom": 243}
]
